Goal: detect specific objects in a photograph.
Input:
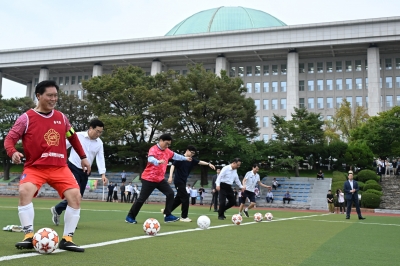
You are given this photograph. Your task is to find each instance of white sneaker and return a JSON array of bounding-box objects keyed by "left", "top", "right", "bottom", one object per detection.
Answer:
[{"left": 180, "top": 217, "right": 192, "bottom": 222}]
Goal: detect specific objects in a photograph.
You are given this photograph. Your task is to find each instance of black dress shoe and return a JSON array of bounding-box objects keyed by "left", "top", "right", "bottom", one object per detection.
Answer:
[
  {"left": 345, "top": 217, "right": 350, "bottom": 219},
  {"left": 213, "top": 210, "right": 218, "bottom": 212},
  {"left": 359, "top": 217, "right": 366, "bottom": 220},
  {"left": 218, "top": 216, "right": 225, "bottom": 220}
]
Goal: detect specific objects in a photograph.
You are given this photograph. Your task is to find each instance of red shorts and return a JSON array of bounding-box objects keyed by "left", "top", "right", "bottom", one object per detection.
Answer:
[{"left": 20, "top": 166, "right": 79, "bottom": 199}]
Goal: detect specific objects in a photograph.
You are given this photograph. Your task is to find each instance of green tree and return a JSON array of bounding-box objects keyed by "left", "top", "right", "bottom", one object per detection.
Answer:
[
  {"left": 0, "top": 96, "right": 35, "bottom": 179},
  {"left": 344, "top": 140, "right": 374, "bottom": 170},
  {"left": 272, "top": 107, "right": 325, "bottom": 176}
]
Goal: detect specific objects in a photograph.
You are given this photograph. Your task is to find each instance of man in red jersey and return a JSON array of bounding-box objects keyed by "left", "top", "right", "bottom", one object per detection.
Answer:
[
  {"left": 125, "top": 133, "right": 192, "bottom": 224},
  {"left": 4, "top": 80, "right": 91, "bottom": 252}
]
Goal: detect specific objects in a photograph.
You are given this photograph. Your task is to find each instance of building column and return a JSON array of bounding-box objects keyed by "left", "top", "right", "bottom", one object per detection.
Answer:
[
  {"left": 151, "top": 60, "right": 162, "bottom": 76},
  {"left": 38, "top": 67, "right": 49, "bottom": 82},
  {"left": 26, "top": 82, "right": 32, "bottom": 98},
  {"left": 0, "top": 71, "right": 3, "bottom": 96},
  {"left": 215, "top": 55, "right": 229, "bottom": 77},
  {"left": 93, "top": 63, "right": 103, "bottom": 77},
  {"left": 367, "top": 45, "right": 380, "bottom": 116},
  {"left": 286, "top": 50, "right": 299, "bottom": 120}
]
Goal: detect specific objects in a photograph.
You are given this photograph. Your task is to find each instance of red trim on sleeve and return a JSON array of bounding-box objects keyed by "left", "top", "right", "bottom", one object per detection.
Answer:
[{"left": 67, "top": 133, "right": 87, "bottom": 159}]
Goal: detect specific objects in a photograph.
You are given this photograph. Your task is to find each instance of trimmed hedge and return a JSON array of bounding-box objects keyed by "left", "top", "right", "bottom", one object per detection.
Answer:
[
  {"left": 364, "top": 189, "right": 383, "bottom": 197},
  {"left": 361, "top": 193, "right": 382, "bottom": 208},
  {"left": 332, "top": 171, "right": 347, "bottom": 182},
  {"left": 363, "top": 183, "right": 382, "bottom": 191},
  {"left": 357, "top": 169, "right": 379, "bottom": 183},
  {"left": 365, "top": 180, "right": 378, "bottom": 185},
  {"left": 331, "top": 181, "right": 345, "bottom": 194},
  {"left": 357, "top": 181, "right": 365, "bottom": 191}
]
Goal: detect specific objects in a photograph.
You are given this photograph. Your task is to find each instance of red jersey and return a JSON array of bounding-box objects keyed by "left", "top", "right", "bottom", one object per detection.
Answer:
[{"left": 142, "top": 145, "right": 174, "bottom": 182}]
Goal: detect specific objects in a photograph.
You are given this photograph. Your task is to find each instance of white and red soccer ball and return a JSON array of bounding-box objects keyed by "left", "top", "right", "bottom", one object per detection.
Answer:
[
  {"left": 197, "top": 215, "right": 211, "bottom": 229},
  {"left": 231, "top": 214, "right": 243, "bottom": 225},
  {"left": 33, "top": 228, "right": 59, "bottom": 254},
  {"left": 265, "top": 212, "right": 273, "bottom": 221},
  {"left": 143, "top": 218, "right": 161, "bottom": 236},
  {"left": 254, "top": 212, "right": 263, "bottom": 222}
]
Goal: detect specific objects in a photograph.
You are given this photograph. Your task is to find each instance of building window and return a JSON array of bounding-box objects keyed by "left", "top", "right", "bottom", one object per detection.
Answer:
[
  {"left": 65, "top": 77, "right": 70, "bottom": 85},
  {"left": 327, "top": 97, "right": 333, "bottom": 108},
  {"left": 346, "top": 78, "right": 352, "bottom": 90},
  {"left": 271, "top": 99, "right": 278, "bottom": 110},
  {"left": 255, "top": 66, "right": 261, "bottom": 76},
  {"left": 230, "top": 67, "right": 236, "bottom": 77},
  {"left": 345, "top": 61, "right": 352, "bottom": 72},
  {"left": 271, "top": 134, "right": 277, "bottom": 140},
  {"left": 365, "top": 59, "right": 368, "bottom": 71},
  {"left": 280, "top": 81, "right": 287, "bottom": 92},
  {"left": 326, "top": 62, "right": 333, "bottom": 73},
  {"left": 308, "top": 98, "right": 314, "bottom": 109},
  {"left": 34, "top": 78, "right": 39, "bottom": 86},
  {"left": 385, "top": 58, "right": 392, "bottom": 70},
  {"left": 238, "top": 67, "right": 244, "bottom": 77},
  {"left": 281, "top": 64, "right": 287, "bottom": 75},
  {"left": 317, "top": 97, "right": 323, "bottom": 109},
  {"left": 346, "top": 96, "right": 352, "bottom": 107},
  {"left": 263, "top": 116, "right": 269, "bottom": 127},
  {"left": 272, "top": 65, "right": 278, "bottom": 75},
  {"left": 272, "top": 82, "right": 278, "bottom": 92},
  {"left": 356, "top": 78, "right": 362, "bottom": 89},
  {"left": 317, "top": 80, "right": 323, "bottom": 91},
  {"left": 254, "top": 83, "right": 260, "bottom": 93},
  {"left": 263, "top": 99, "right": 269, "bottom": 110},
  {"left": 336, "top": 61, "right": 342, "bottom": 72},
  {"left": 59, "top": 77, "right": 63, "bottom": 86},
  {"left": 78, "top": 76, "right": 82, "bottom": 84},
  {"left": 356, "top": 96, "right": 362, "bottom": 106},
  {"left": 386, "top": 95, "right": 393, "bottom": 108},
  {"left": 366, "top": 77, "right": 369, "bottom": 89},
  {"left": 254, "top": 99, "right": 260, "bottom": 110},
  {"left": 326, "top": 79, "right": 332, "bottom": 90},
  {"left": 355, "top": 60, "right": 362, "bottom": 71},
  {"left": 299, "top": 63, "right": 305, "bottom": 73},
  {"left": 84, "top": 75, "right": 89, "bottom": 80},
  {"left": 246, "top": 66, "right": 253, "bottom": 76},
  {"left": 77, "top": 90, "right": 82, "bottom": 99},
  {"left": 396, "top": 76, "right": 400, "bottom": 88},
  {"left": 299, "top": 80, "right": 305, "bottom": 91},
  {"left": 386, "top": 77, "right": 393, "bottom": 88},
  {"left": 52, "top": 77, "right": 57, "bottom": 82},
  {"left": 396, "top": 58, "right": 400, "bottom": 69},
  {"left": 263, "top": 134, "right": 269, "bottom": 143},
  {"left": 308, "top": 80, "right": 314, "bottom": 91},
  {"left": 246, "top": 83, "right": 252, "bottom": 93},
  {"left": 336, "top": 79, "right": 342, "bottom": 90},
  {"left": 299, "top": 98, "right": 305, "bottom": 108},
  {"left": 317, "top": 62, "right": 323, "bottom": 73},
  {"left": 280, "top": 98, "right": 287, "bottom": 109},
  {"left": 263, "top": 82, "right": 269, "bottom": 93},
  {"left": 308, "top": 63, "right": 314, "bottom": 73},
  {"left": 263, "top": 65, "right": 269, "bottom": 76},
  {"left": 182, "top": 70, "right": 188, "bottom": 76},
  {"left": 326, "top": 115, "right": 333, "bottom": 121},
  {"left": 397, "top": 95, "right": 400, "bottom": 106},
  {"left": 255, "top": 116, "right": 260, "bottom": 126},
  {"left": 336, "top": 97, "right": 343, "bottom": 108},
  {"left": 71, "top": 76, "right": 76, "bottom": 85},
  {"left": 70, "top": 90, "right": 75, "bottom": 96}
]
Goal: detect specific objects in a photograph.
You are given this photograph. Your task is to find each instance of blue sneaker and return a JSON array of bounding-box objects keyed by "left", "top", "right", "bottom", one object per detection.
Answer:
[
  {"left": 164, "top": 215, "right": 180, "bottom": 223},
  {"left": 125, "top": 216, "right": 137, "bottom": 224}
]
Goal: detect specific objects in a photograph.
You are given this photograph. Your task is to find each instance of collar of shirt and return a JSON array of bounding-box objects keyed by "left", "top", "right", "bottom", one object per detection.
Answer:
[{"left": 84, "top": 131, "right": 98, "bottom": 142}]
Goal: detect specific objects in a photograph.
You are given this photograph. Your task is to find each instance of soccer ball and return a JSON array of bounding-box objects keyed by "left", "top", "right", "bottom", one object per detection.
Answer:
[
  {"left": 265, "top": 212, "right": 273, "bottom": 221},
  {"left": 254, "top": 212, "right": 263, "bottom": 222},
  {"left": 33, "top": 228, "right": 59, "bottom": 254},
  {"left": 197, "top": 215, "right": 211, "bottom": 229},
  {"left": 231, "top": 214, "right": 243, "bottom": 225},
  {"left": 143, "top": 218, "right": 161, "bottom": 236}
]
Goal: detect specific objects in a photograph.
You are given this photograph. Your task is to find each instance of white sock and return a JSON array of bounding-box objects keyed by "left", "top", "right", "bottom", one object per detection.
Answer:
[
  {"left": 64, "top": 206, "right": 80, "bottom": 237},
  {"left": 245, "top": 207, "right": 248, "bottom": 211},
  {"left": 18, "top": 202, "right": 34, "bottom": 234}
]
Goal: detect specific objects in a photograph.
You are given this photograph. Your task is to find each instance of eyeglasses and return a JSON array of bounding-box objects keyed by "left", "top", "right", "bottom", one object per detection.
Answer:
[
  {"left": 95, "top": 129, "right": 104, "bottom": 134},
  {"left": 190, "top": 151, "right": 196, "bottom": 155}
]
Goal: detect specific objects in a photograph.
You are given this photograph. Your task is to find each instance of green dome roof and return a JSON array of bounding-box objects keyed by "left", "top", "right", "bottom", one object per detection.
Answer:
[{"left": 165, "top": 6, "right": 286, "bottom": 36}]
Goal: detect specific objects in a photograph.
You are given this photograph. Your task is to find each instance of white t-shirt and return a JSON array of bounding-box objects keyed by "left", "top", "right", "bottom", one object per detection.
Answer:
[
  {"left": 243, "top": 171, "right": 260, "bottom": 192},
  {"left": 338, "top": 192, "right": 345, "bottom": 203}
]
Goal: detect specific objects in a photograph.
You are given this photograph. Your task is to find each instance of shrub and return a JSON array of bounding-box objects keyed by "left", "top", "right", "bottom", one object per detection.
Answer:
[
  {"left": 357, "top": 181, "right": 365, "bottom": 191},
  {"left": 357, "top": 169, "right": 379, "bottom": 183},
  {"left": 361, "top": 193, "right": 381, "bottom": 208},
  {"left": 365, "top": 180, "right": 378, "bottom": 185},
  {"left": 364, "top": 189, "right": 383, "bottom": 197},
  {"left": 363, "top": 183, "right": 382, "bottom": 191},
  {"left": 331, "top": 181, "right": 345, "bottom": 195},
  {"left": 332, "top": 171, "right": 347, "bottom": 182}
]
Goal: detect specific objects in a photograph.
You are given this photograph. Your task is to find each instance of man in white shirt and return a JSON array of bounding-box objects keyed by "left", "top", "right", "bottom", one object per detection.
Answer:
[
  {"left": 216, "top": 158, "right": 244, "bottom": 220},
  {"left": 239, "top": 164, "right": 271, "bottom": 217},
  {"left": 126, "top": 182, "right": 133, "bottom": 203},
  {"left": 190, "top": 186, "right": 198, "bottom": 205},
  {"left": 51, "top": 119, "right": 108, "bottom": 226}
]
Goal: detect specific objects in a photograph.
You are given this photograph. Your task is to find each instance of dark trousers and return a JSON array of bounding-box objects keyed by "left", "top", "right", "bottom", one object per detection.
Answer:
[
  {"left": 191, "top": 197, "right": 197, "bottom": 205},
  {"left": 127, "top": 192, "right": 131, "bottom": 202},
  {"left": 266, "top": 197, "right": 274, "bottom": 203},
  {"left": 346, "top": 195, "right": 362, "bottom": 218},
  {"left": 128, "top": 179, "right": 174, "bottom": 219},
  {"left": 131, "top": 192, "right": 138, "bottom": 203},
  {"left": 212, "top": 191, "right": 219, "bottom": 211},
  {"left": 55, "top": 162, "right": 89, "bottom": 215},
  {"left": 170, "top": 183, "right": 190, "bottom": 218},
  {"left": 338, "top": 202, "right": 346, "bottom": 213},
  {"left": 107, "top": 192, "right": 113, "bottom": 202},
  {"left": 218, "top": 183, "right": 236, "bottom": 217},
  {"left": 121, "top": 192, "right": 126, "bottom": 203},
  {"left": 283, "top": 197, "right": 292, "bottom": 204}
]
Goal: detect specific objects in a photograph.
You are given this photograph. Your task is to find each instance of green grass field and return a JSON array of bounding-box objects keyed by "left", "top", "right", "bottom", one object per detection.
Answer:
[{"left": 0, "top": 197, "right": 399, "bottom": 265}]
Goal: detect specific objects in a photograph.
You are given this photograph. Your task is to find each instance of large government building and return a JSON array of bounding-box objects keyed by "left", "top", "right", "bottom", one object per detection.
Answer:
[{"left": 1, "top": 6, "right": 400, "bottom": 141}]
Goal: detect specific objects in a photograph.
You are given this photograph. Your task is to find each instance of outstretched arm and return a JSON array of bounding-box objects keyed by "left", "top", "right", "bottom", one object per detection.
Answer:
[
  {"left": 168, "top": 165, "right": 175, "bottom": 184},
  {"left": 199, "top": 160, "right": 216, "bottom": 170}
]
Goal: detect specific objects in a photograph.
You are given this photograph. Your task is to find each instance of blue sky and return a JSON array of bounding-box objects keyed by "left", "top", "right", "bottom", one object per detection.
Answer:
[{"left": 1, "top": 0, "right": 398, "bottom": 98}]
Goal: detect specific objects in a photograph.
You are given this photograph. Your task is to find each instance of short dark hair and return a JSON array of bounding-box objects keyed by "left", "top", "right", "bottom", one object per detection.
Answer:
[
  {"left": 35, "top": 80, "right": 59, "bottom": 95},
  {"left": 89, "top": 119, "right": 104, "bottom": 129},
  {"left": 159, "top": 133, "right": 172, "bottom": 141},
  {"left": 328, "top": 190, "right": 331, "bottom": 192},
  {"left": 187, "top": 145, "right": 197, "bottom": 152},
  {"left": 232, "top": 158, "right": 241, "bottom": 163},
  {"left": 252, "top": 164, "right": 259, "bottom": 169}
]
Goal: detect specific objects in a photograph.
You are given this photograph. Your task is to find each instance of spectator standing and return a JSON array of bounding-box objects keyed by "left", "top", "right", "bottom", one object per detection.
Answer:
[
  {"left": 211, "top": 169, "right": 221, "bottom": 212},
  {"left": 233, "top": 188, "right": 238, "bottom": 206},
  {"left": 131, "top": 184, "right": 139, "bottom": 203},
  {"left": 266, "top": 189, "right": 274, "bottom": 203},
  {"left": 198, "top": 186, "right": 206, "bottom": 205},
  {"left": 121, "top": 170, "right": 127, "bottom": 183},
  {"left": 344, "top": 171, "right": 365, "bottom": 220},
  {"left": 336, "top": 189, "right": 346, "bottom": 214},
  {"left": 113, "top": 184, "right": 118, "bottom": 202},
  {"left": 120, "top": 182, "right": 126, "bottom": 203},
  {"left": 190, "top": 186, "right": 198, "bottom": 205},
  {"left": 186, "top": 184, "right": 191, "bottom": 199},
  {"left": 327, "top": 190, "right": 334, "bottom": 213},
  {"left": 126, "top": 182, "right": 133, "bottom": 203},
  {"left": 107, "top": 182, "right": 114, "bottom": 202}
]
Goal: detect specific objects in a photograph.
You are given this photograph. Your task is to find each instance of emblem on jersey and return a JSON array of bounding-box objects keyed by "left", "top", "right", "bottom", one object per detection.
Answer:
[
  {"left": 44, "top": 129, "right": 60, "bottom": 146},
  {"left": 20, "top": 174, "right": 27, "bottom": 181}
]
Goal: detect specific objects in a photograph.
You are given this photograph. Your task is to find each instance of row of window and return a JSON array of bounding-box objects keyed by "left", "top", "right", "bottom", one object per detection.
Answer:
[
  {"left": 231, "top": 58, "right": 400, "bottom": 77},
  {"left": 63, "top": 90, "right": 83, "bottom": 99},
  {"left": 33, "top": 75, "right": 91, "bottom": 87}
]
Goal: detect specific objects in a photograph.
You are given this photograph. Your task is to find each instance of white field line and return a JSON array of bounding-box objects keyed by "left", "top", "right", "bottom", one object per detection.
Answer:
[
  {"left": 299, "top": 219, "right": 400, "bottom": 227},
  {"left": 0, "top": 213, "right": 329, "bottom": 262}
]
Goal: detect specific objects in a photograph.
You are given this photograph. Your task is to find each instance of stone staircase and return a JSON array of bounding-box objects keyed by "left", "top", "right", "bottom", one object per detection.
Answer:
[{"left": 379, "top": 176, "right": 400, "bottom": 209}]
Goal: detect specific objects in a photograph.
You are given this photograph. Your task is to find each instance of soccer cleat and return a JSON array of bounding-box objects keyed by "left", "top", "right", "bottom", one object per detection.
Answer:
[
  {"left": 15, "top": 232, "right": 34, "bottom": 250},
  {"left": 180, "top": 217, "right": 192, "bottom": 222},
  {"left": 218, "top": 216, "right": 225, "bottom": 220},
  {"left": 50, "top": 206, "right": 60, "bottom": 226},
  {"left": 243, "top": 210, "right": 249, "bottom": 218},
  {"left": 359, "top": 217, "right": 366, "bottom": 220},
  {"left": 59, "top": 236, "right": 84, "bottom": 252},
  {"left": 164, "top": 215, "right": 180, "bottom": 223},
  {"left": 125, "top": 216, "right": 137, "bottom": 224}
]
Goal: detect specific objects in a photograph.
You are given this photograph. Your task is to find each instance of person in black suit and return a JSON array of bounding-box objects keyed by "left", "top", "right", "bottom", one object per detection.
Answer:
[
  {"left": 343, "top": 171, "right": 365, "bottom": 220},
  {"left": 211, "top": 169, "right": 221, "bottom": 212},
  {"left": 107, "top": 182, "right": 115, "bottom": 202}
]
